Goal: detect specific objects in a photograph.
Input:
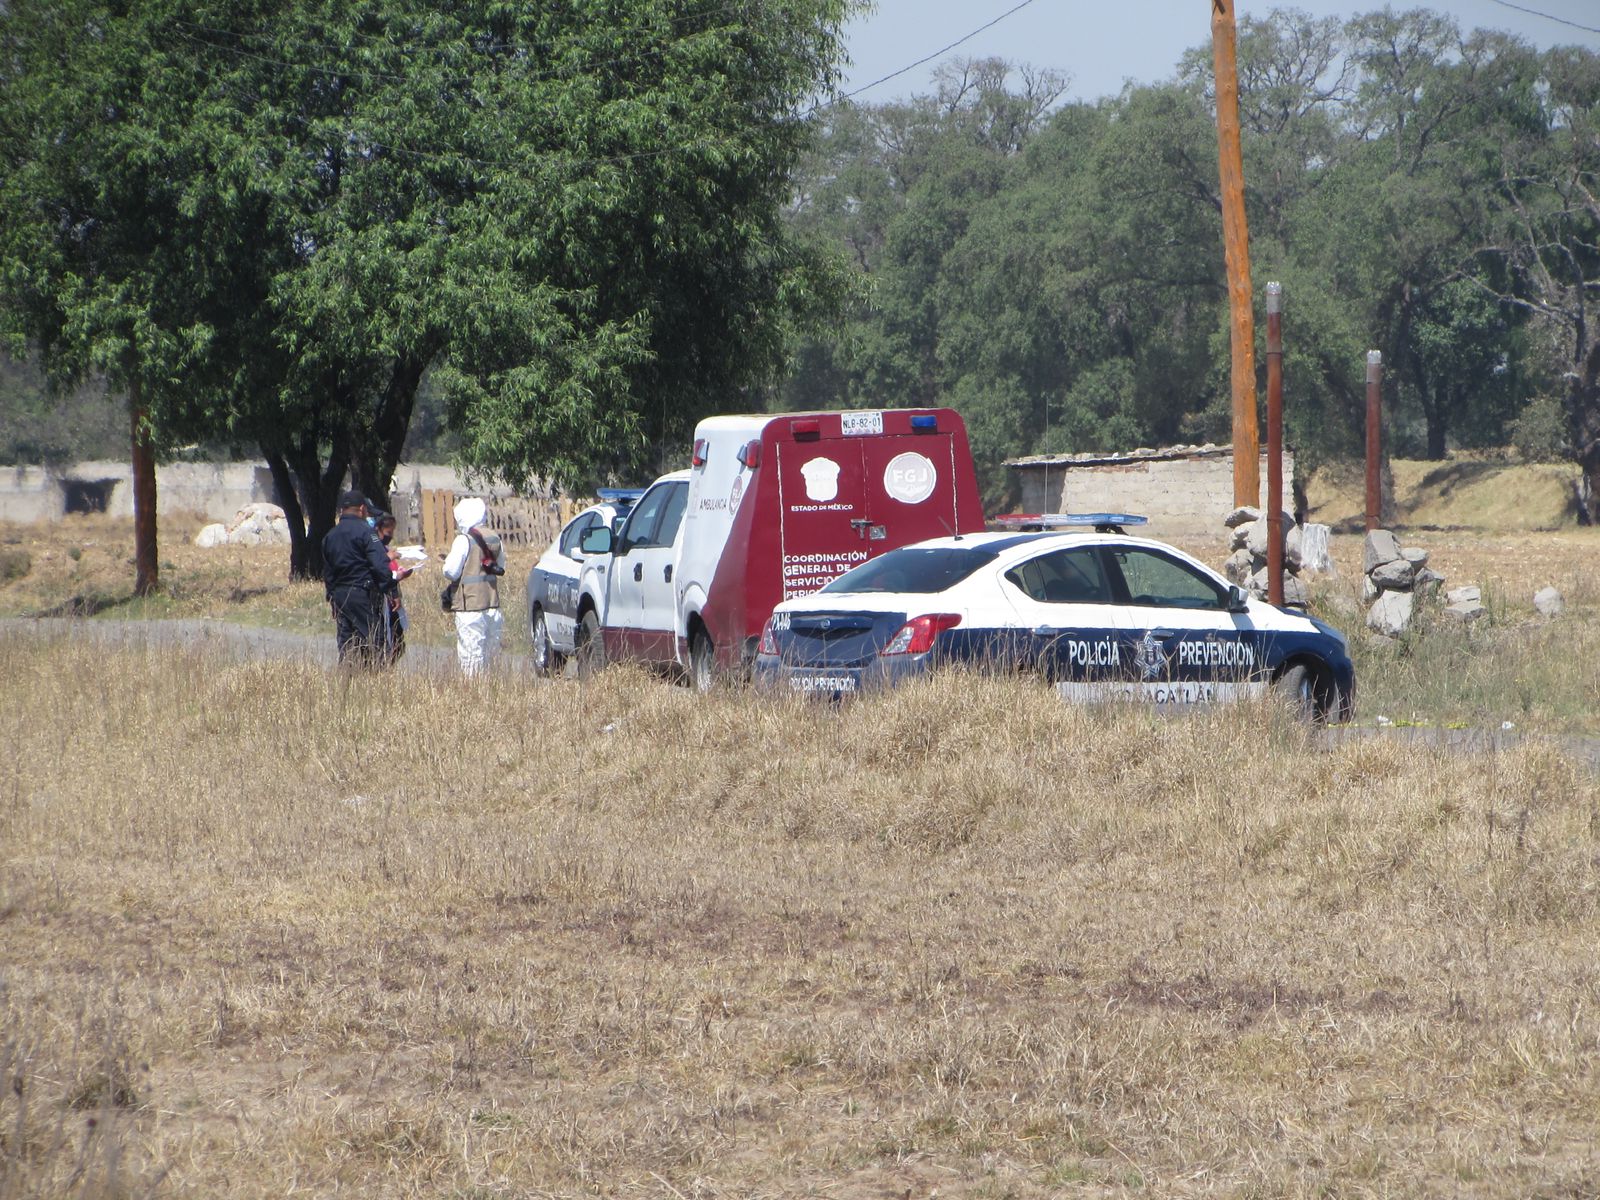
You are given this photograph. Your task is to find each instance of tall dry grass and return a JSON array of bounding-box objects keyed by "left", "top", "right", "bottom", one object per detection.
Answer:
[{"left": 3, "top": 632, "right": 1600, "bottom": 1197}]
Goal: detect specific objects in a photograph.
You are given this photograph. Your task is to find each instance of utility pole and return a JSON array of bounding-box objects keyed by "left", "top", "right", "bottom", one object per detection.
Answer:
[
  {"left": 1365, "top": 351, "right": 1383, "bottom": 532},
  {"left": 1265, "top": 283, "right": 1284, "bottom": 606},
  {"left": 1211, "top": 0, "right": 1258, "bottom": 507}
]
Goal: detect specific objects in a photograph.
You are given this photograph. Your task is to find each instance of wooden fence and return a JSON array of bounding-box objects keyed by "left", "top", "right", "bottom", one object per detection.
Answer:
[{"left": 415, "top": 488, "right": 587, "bottom": 552}]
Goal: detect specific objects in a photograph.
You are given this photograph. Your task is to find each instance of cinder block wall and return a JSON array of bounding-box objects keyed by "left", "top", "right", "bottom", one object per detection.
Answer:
[{"left": 1013, "top": 450, "right": 1293, "bottom": 539}]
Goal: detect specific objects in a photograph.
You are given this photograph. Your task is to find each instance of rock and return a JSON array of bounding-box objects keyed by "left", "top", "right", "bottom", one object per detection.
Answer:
[
  {"left": 1363, "top": 529, "right": 1403, "bottom": 574},
  {"left": 1362, "top": 575, "right": 1379, "bottom": 603},
  {"left": 1281, "top": 575, "right": 1309, "bottom": 607},
  {"left": 1285, "top": 523, "right": 1304, "bottom": 570},
  {"left": 1445, "top": 599, "right": 1485, "bottom": 623},
  {"left": 1371, "top": 558, "right": 1415, "bottom": 590},
  {"left": 1247, "top": 568, "right": 1268, "bottom": 599},
  {"left": 1224, "top": 505, "right": 1262, "bottom": 529},
  {"left": 1223, "top": 548, "right": 1253, "bottom": 584},
  {"left": 232, "top": 501, "right": 287, "bottom": 526},
  {"left": 1230, "top": 521, "right": 1253, "bottom": 551},
  {"left": 1367, "top": 588, "right": 1415, "bottom": 637},
  {"left": 1534, "top": 586, "right": 1564, "bottom": 617},
  {"left": 1414, "top": 567, "right": 1446, "bottom": 598},
  {"left": 1445, "top": 585, "right": 1481, "bottom": 606},
  {"left": 1247, "top": 518, "right": 1282, "bottom": 560},
  {"left": 1298, "top": 523, "right": 1335, "bottom": 575},
  {"left": 195, "top": 523, "right": 229, "bottom": 548},
  {"left": 1401, "top": 546, "right": 1429, "bottom": 569}
]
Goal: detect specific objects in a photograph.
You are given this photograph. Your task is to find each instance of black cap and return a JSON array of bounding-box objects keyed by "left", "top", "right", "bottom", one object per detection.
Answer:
[{"left": 337, "top": 489, "right": 369, "bottom": 511}]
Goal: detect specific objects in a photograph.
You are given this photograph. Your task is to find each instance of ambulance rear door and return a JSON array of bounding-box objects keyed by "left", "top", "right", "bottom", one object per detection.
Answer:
[
  {"left": 774, "top": 433, "right": 872, "bottom": 601},
  {"left": 858, "top": 427, "right": 964, "bottom": 547}
]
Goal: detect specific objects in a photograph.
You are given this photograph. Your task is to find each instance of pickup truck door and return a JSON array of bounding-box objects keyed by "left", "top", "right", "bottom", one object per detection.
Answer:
[{"left": 609, "top": 479, "right": 689, "bottom": 663}]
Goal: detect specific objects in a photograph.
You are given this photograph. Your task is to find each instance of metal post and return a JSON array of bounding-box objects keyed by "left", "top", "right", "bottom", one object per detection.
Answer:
[
  {"left": 1365, "top": 351, "right": 1383, "bottom": 532},
  {"left": 1265, "top": 282, "right": 1284, "bottom": 606}
]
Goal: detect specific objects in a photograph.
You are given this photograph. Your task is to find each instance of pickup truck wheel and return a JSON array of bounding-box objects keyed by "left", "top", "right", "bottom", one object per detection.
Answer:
[
  {"left": 575, "top": 608, "right": 606, "bottom": 680},
  {"left": 530, "top": 607, "right": 565, "bottom": 678},
  {"left": 689, "top": 630, "right": 715, "bottom": 693}
]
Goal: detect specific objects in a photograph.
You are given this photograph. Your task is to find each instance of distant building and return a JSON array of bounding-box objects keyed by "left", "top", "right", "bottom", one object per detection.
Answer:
[{"left": 1005, "top": 443, "right": 1293, "bottom": 539}]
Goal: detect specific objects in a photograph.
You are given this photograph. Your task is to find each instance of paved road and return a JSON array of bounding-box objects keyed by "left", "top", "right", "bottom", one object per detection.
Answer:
[{"left": 3, "top": 616, "right": 1597, "bottom": 770}]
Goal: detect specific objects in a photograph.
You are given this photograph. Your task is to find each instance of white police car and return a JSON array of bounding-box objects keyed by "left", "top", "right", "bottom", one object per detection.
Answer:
[
  {"left": 526, "top": 488, "right": 644, "bottom": 676},
  {"left": 754, "top": 515, "right": 1354, "bottom": 720}
]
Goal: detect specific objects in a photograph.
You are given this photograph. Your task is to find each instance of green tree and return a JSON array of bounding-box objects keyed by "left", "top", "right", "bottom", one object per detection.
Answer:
[{"left": 2, "top": 0, "right": 854, "bottom": 578}]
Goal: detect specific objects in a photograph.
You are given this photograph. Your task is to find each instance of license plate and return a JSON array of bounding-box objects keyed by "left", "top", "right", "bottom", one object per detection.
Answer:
[
  {"left": 790, "top": 675, "right": 857, "bottom": 694},
  {"left": 840, "top": 411, "right": 883, "bottom": 436}
]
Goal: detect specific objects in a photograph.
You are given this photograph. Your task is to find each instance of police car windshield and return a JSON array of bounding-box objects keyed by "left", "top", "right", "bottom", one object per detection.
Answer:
[{"left": 822, "top": 547, "right": 997, "bottom": 594}]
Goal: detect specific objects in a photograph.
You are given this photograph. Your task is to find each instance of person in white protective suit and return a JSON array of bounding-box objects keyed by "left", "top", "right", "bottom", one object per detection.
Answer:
[{"left": 440, "top": 497, "right": 507, "bottom": 675}]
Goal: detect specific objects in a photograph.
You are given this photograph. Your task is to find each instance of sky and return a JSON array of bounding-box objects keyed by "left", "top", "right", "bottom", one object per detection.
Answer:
[{"left": 840, "top": 0, "right": 1600, "bottom": 105}]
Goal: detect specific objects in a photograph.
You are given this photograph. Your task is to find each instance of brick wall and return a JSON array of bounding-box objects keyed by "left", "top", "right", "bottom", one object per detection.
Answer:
[{"left": 1010, "top": 447, "right": 1293, "bottom": 539}]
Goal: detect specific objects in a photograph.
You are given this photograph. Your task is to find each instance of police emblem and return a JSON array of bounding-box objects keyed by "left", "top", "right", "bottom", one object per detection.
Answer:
[{"left": 1133, "top": 630, "right": 1166, "bottom": 680}]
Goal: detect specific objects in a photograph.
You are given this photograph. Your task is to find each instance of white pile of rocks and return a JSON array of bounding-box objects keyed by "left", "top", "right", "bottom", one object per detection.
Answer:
[
  {"left": 1221, "top": 506, "right": 1330, "bottom": 606},
  {"left": 195, "top": 502, "right": 293, "bottom": 548},
  {"left": 1361, "top": 529, "right": 1448, "bottom": 636}
]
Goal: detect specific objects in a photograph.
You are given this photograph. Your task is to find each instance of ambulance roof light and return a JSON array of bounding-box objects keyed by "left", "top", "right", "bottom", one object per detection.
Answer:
[
  {"left": 739, "top": 439, "right": 762, "bottom": 468},
  {"left": 790, "top": 418, "right": 821, "bottom": 439},
  {"left": 909, "top": 414, "right": 938, "bottom": 431},
  {"left": 691, "top": 438, "right": 708, "bottom": 468}
]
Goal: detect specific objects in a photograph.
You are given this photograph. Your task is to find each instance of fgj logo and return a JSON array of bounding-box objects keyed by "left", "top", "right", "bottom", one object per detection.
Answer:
[
  {"left": 1133, "top": 630, "right": 1167, "bottom": 680},
  {"left": 883, "top": 451, "right": 936, "bottom": 504},
  {"left": 800, "top": 456, "right": 841, "bottom": 502}
]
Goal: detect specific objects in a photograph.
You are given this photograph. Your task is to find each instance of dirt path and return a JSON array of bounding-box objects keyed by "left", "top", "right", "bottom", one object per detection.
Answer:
[{"left": 0, "top": 615, "right": 473, "bottom": 674}]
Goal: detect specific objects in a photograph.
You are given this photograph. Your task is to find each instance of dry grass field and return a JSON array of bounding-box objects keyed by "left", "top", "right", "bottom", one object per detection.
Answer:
[{"left": 4, "top": 632, "right": 1600, "bottom": 1198}]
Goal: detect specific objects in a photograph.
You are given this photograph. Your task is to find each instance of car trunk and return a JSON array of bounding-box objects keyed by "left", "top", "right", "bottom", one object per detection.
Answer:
[{"left": 774, "top": 610, "right": 908, "bottom": 667}]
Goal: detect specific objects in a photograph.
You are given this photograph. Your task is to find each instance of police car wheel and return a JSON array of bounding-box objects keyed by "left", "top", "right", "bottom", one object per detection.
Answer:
[
  {"left": 531, "top": 607, "right": 564, "bottom": 677},
  {"left": 1273, "top": 663, "right": 1318, "bottom": 722},
  {"left": 576, "top": 608, "right": 605, "bottom": 680},
  {"left": 689, "top": 630, "right": 714, "bottom": 693}
]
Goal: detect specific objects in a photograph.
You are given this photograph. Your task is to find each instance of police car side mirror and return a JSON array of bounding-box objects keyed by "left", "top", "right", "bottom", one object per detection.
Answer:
[
  {"left": 1226, "top": 584, "right": 1249, "bottom": 614},
  {"left": 579, "top": 525, "right": 613, "bottom": 555}
]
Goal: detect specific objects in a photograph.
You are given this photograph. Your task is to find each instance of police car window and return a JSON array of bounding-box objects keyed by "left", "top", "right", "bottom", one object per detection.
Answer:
[
  {"left": 559, "top": 512, "right": 598, "bottom": 557},
  {"left": 620, "top": 486, "right": 671, "bottom": 548},
  {"left": 1004, "top": 547, "right": 1111, "bottom": 605},
  {"left": 822, "top": 547, "right": 997, "bottom": 594},
  {"left": 1109, "top": 548, "right": 1228, "bottom": 610},
  {"left": 629, "top": 482, "right": 688, "bottom": 550}
]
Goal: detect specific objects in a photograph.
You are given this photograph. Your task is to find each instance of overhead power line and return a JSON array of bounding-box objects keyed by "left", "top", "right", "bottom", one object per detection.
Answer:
[
  {"left": 826, "top": 0, "right": 1041, "bottom": 107},
  {"left": 1486, "top": 0, "right": 1600, "bottom": 37}
]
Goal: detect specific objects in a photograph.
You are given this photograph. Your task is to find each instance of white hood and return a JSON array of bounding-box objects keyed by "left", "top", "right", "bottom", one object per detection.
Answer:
[{"left": 454, "top": 497, "right": 488, "bottom": 533}]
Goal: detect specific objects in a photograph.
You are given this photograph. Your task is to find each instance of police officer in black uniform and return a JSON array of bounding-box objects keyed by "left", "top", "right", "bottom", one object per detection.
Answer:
[{"left": 322, "top": 489, "right": 397, "bottom": 666}]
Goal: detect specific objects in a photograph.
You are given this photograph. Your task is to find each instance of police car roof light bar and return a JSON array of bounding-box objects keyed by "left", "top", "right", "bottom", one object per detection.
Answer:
[
  {"left": 993, "top": 512, "right": 1148, "bottom": 533},
  {"left": 596, "top": 487, "right": 646, "bottom": 506}
]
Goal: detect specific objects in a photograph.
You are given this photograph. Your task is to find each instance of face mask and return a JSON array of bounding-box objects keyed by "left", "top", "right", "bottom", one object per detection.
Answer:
[{"left": 380, "top": 532, "right": 393, "bottom": 546}]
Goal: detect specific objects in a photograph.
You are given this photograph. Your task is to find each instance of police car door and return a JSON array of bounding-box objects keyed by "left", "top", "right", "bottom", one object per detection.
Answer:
[
  {"left": 1102, "top": 545, "right": 1263, "bottom": 705},
  {"left": 999, "top": 545, "right": 1126, "bottom": 692}
]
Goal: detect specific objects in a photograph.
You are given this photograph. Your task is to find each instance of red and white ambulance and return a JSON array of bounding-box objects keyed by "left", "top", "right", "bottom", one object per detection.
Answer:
[{"left": 572, "top": 408, "right": 984, "bottom": 687}]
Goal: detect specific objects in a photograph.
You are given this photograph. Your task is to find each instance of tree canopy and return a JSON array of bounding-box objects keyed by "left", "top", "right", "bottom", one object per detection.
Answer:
[{"left": 1, "top": 0, "right": 855, "bottom": 573}]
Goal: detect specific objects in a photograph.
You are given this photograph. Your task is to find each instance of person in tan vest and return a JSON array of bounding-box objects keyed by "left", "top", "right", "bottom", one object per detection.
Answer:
[{"left": 440, "top": 496, "right": 506, "bottom": 675}]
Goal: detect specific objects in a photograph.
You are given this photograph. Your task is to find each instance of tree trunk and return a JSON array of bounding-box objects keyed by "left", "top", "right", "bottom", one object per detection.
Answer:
[
  {"left": 350, "top": 353, "right": 430, "bottom": 515},
  {"left": 264, "top": 448, "right": 311, "bottom": 579},
  {"left": 129, "top": 374, "right": 159, "bottom": 597},
  {"left": 1425, "top": 413, "right": 1447, "bottom": 460}
]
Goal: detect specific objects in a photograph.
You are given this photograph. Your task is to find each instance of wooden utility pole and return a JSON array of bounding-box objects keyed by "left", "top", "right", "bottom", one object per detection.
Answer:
[
  {"left": 1211, "top": 0, "right": 1258, "bottom": 507},
  {"left": 1265, "top": 282, "right": 1284, "bottom": 606}
]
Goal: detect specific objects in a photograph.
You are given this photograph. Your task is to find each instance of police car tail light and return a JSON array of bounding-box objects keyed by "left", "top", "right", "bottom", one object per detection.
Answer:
[
  {"left": 880, "top": 613, "right": 961, "bottom": 656},
  {"left": 757, "top": 616, "right": 779, "bottom": 656}
]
